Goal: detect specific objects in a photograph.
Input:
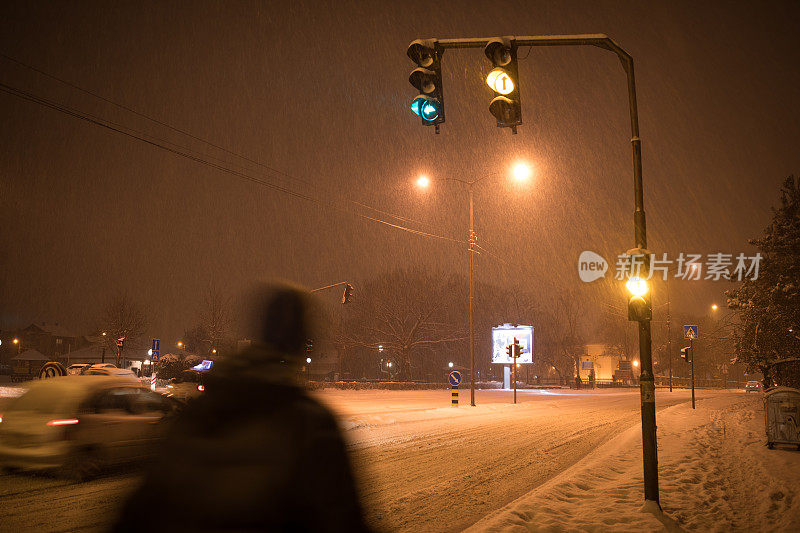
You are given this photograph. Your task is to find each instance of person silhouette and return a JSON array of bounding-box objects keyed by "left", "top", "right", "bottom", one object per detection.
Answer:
[{"left": 113, "top": 282, "right": 371, "bottom": 532}]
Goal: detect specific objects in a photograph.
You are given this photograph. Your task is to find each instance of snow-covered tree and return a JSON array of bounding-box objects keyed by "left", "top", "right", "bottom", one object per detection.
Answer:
[{"left": 727, "top": 176, "right": 800, "bottom": 386}]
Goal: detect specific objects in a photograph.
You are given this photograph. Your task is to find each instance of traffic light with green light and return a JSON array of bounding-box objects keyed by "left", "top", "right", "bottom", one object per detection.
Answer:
[
  {"left": 407, "top": 39, "right": 445, "bottom": 132},
  {"left": 484, "top": 37, "right": 522, "bottom": 133}
]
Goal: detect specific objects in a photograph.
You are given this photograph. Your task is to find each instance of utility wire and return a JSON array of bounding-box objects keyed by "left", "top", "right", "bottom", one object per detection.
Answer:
[
  {"left": 0, "top": 81, "right": 464, "bottom": 245},
  {"left": 0, "top": 53, "right": 426, "bottom": 228}
]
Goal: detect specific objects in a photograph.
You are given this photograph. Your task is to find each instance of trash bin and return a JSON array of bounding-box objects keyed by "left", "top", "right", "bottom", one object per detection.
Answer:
[{"left": 764, "top": 386, "right": 800, "bottom": 450}]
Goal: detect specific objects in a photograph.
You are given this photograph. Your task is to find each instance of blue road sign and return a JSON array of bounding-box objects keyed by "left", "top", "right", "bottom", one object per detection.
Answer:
[
  {"left": 151, "top": 338, "right": 161, "bottom": 362},
  {"left": 683, "top": 325, "right": 699, "bottom": 340},
  {"left": 449, "top": 370, "right": 462, "bottom": 387}
]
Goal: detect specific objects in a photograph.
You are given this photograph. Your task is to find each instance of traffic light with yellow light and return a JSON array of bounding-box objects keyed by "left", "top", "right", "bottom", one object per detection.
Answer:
[
  {"left": 626, "top": 275, "right": 652, "bottom": 322},
  {"left": 407, "top": 39, "right": 445, "bottom": 131},
  {"left": 484, "top": 37, "right": 522, "bottom": 133},
  {"left": 506, "top": 344, "right": 513, "bottom": 359}
]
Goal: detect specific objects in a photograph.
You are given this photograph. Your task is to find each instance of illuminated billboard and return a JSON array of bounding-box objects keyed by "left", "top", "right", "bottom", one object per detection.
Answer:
[{"left": 492, "top": 324, "right": 534, "bottom": 364}]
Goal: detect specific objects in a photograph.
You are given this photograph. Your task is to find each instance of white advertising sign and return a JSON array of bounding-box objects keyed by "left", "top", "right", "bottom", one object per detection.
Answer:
[{"left": 492, "top": 324, "right": 534, "bottom": 364}]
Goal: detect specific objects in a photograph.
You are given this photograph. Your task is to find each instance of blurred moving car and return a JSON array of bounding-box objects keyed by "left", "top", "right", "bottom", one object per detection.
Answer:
[
  {"left": 745, "top": 381, "right": 763, "bottom": 393},
  {"left": 0, "top": 375, "right": 181, "bottom": 480},
  {"left": 165, "top": 369, "right": 207, "bottom": 402}
]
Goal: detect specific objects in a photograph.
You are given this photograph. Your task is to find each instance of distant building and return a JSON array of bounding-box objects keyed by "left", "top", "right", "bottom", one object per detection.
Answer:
[
  {"left": 578, "top": 343, "right": 636, "bottom": 382},
  {"left": 16, "top": 322, "right": 84, "bottom": 359}
]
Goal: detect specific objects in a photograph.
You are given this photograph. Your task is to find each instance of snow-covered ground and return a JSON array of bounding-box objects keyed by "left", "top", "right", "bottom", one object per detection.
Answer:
[
  {"left": 1, "top": 385, "right": 794, "bottom": 532},
  {"left": 467, "top": 392, "right": 800, "bottom": 532},
  {"left": 314, "top": 387, "right": 759, "bottom": 532}
]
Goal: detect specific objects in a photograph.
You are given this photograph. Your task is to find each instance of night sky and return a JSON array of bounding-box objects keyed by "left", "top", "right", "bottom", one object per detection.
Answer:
[{"left": 2, "top": 0, "right": 798, "bottom": 341}]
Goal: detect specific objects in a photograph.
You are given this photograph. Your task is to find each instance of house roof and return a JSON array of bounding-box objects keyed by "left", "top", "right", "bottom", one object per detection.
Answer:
[
  {"left": 12, "top": 349, "right": 49, "bottom": 361},
  {"left": 23, "top": 322, "right": 78, "bottom": 338}
]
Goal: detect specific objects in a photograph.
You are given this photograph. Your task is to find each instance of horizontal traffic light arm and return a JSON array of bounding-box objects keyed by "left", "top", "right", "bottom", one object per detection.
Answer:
[{"left": 414, "top": 33, "right": 642, "bottom": 248}]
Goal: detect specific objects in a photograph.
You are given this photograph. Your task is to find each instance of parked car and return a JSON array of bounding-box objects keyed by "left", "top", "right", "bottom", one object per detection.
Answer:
[
  {"left": 165, "top": 369, "right": 207, "bottom": 402},
  {"left": 745, "top": 380, "right": 763, "bottom": 393},
  {"left": 67, "top": 363, "right": 92, "bottom": 375},
  {"left": 84, "top": 364, "right": 139, "bottom": 382},
  {"left": 0, "top": 375, "right": 181, "bottom": 480},
  {"left": 0, "top": 363, "right": 12, "bottom": 376}
]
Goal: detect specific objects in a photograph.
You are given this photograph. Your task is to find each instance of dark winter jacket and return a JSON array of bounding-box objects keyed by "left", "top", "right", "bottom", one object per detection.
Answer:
[{"left": 113, "top": 347, "right": 371, "bottom": 532}]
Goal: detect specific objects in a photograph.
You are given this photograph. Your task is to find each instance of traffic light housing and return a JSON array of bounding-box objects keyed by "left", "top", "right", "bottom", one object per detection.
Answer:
[
  {"left": 484, "top": 37, "right": 522, "bottom": 133},
  {"left": 680, "top": 347, "right": 691, "bottom": 362},
  {"left": 341, "top": 283, "right": 354, "bottom": 304},
  {"left": 513, "top": 342, "right": 523, "bottom": 359},
  {"left": 506, "top": 345, "right": 513, "bottom": 359},
  {"left": 408, "top": 39, "right": 445, "bottom": 132}
]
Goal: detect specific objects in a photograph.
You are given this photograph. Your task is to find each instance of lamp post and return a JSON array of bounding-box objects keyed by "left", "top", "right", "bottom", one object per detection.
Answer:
[{"left": 417, "top": 162, "right": 531, "bottom": 407}]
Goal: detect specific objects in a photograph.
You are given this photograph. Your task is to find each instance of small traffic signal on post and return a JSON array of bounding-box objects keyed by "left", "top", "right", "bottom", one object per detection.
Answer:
[
  {"left": 513, "top": 342, "right": 523, "bottom": 359},
  {"left": 341, "top": 283, "right": 354, "bottom": 304},
  {"left": 506, "top": 345, "right": 513, "bottom": 359},
  {"left": 407, "top": 39, "right": 445, "bottom": 132},
  {"left": 680, "top": 347, "right": 691, "bottom": 362},
  {"left": 484, "top": 37, "right": 522, "bottom": 133}
]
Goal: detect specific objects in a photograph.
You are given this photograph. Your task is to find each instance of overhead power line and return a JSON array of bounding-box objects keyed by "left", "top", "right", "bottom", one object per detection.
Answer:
[
  {"left": 0, "top": 79, "right": 463, "bottom": 245},
  {"left": 0, "top": 53, "right": 425, "bottom": 227}
]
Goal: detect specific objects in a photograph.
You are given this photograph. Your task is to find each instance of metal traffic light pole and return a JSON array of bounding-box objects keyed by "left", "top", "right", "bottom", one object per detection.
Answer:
[{"left": 412, "top": 33, "right": 659, "bottom": 506}]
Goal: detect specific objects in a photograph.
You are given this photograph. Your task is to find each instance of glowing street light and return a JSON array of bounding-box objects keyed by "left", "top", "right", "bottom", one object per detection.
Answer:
[
  {"left": 211, "top": 348, "right": 217, "bottom": 354},
  {"left": 12, "top": 338, "right": 18, "bottom": 345},
  {"left": 633, "top": 360, "right": 640, "bottom": 368},
  {"left": 306, "top": 357, "right": 312, "bottom": 364},
  {"left": 416, "top": 175, "right": 430, "bottom": 188},
  {"left": 147, "top": 349, "right": 153, "bottom": 356},
  {"left": 378, "top": 344, "right": 384, "bottom": 352},
  {"left": 512, "top": 162, "right": 532, "bottom": 182},
  {"left": 711, "top": 304, "right": 718, "bottom": 311},
  {"left": 448, "top": 362, "right": 454, "bottom": 368},
  {"left": 177, "top": 341, "right": 183, "bottom": 348}
]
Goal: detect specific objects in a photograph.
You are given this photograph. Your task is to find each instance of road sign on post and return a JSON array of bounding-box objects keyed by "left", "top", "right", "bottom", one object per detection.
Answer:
[
  {"left": 449, "top": 370, "right": 462, "bottom": 406},
  {"left": 683, "top": 325, "right": 698, "bottom": 340},
  {"left": 151, "top": 339, "right": 161, "bottom": 362}
]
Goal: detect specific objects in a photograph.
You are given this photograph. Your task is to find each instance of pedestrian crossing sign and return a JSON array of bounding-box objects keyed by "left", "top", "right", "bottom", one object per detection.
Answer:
[{"left": 683, "top": 325, "right": 698, "bottom": 340}]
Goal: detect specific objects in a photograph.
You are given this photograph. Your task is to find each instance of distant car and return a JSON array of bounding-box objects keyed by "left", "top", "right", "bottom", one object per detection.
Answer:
[
  {"left": 0, "top": 375, "right": 181, "bottom": 480},
  {"left": 745, "top": 381, "right": 763, "bottom": 393},
  {"left": 84, "top": 365, "right": 139, "bottom": 382},
  {"left": 67, "top": 364, "right": 92, "bottom": 375},
  {"left": 165, "top": 369, "right": 207, "bottom": 402}
]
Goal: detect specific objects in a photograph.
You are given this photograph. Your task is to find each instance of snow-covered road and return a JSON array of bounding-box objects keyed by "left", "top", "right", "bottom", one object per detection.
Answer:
[
  {"left": 1, "top": 387, "right": 783, "bottom": 532},
  {"left": 316, "top": 387, "right": 713, "bottom": 531}
]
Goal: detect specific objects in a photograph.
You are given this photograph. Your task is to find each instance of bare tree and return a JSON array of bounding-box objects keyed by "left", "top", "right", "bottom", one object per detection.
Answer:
[
  {"left": 340, "top": 269, "right": 464, "bottom": 381},
  {"left": 97, "top": 292, "right": 148, "bottom": 367},
  {"left": 186, "top": 285, "right": 232, "bottom": 356}
]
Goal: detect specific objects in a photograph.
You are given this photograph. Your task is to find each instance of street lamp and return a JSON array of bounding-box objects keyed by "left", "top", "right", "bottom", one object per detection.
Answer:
[
  {"left": 448, "top": 361, "right": 454, "bottom": 368},
  {"left": 177, "top": 341, "right": 183, "bottom": 349},
  {"left": 512, "top": 161, "right": 532, "bottom": 182},
  {"left": 711, "top": 304, "right": 718, "bottom": 311},
  {"left": 12, "top": 338, "right": 20, "bottom": 354},
  {"left": 416, "top": 162, "right": 530, "bottom": 407}
]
